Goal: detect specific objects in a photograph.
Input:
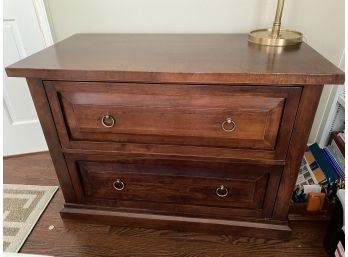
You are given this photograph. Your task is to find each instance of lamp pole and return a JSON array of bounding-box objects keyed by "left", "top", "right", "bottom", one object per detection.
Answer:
[{"left": 271, "top": 0, "right": 285, "bottom": 38}]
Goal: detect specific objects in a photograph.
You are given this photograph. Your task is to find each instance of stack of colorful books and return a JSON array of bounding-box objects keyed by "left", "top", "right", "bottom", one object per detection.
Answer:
[{"left": 294, "top": 131, "right": 345, "bottom": 191}]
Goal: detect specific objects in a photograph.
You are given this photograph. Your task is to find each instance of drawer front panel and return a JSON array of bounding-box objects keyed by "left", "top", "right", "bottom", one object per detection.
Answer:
[
  {"left": 80, "top": 162, "right": 266, "bottom": 209},
  {"left": 45, "top": 81, "right": 301, "bottom": 153},
  {"left": 65, "top": 154, "right": 283, "bottom": 215}
]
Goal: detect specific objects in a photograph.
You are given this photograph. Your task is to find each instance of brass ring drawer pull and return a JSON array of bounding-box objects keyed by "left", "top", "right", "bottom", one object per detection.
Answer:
[
  {"left": 113, "top": 179, "right": 125, "bottom": 191},
  {"left": 221, "top": 118, "right": 236, "bottom": 132},
  {"left": 216, "top": 185, "right": 228, "bottom": 197},
  {"left": 101, "top": 114, "right": 115, "bottom": 128}
]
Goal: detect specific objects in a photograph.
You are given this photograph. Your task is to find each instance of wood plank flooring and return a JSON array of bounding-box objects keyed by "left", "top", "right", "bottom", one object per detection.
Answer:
[{"left": 4, "top": 152, "right": 329, "bottom": 257}]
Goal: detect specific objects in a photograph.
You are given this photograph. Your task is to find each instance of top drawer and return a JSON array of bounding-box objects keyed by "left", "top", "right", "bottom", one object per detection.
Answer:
[{"left": 45, "top": 81, "right": 301, "bottom": 155}]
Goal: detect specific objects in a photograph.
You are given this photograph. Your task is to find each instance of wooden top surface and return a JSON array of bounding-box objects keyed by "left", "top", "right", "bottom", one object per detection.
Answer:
[{"left": 6, "top": 33, "right": 344, "bottom": 85}]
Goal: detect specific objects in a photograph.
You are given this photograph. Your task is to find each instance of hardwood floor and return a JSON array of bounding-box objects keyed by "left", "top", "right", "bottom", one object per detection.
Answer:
[{"left": 4, "top": 152, "right": 329, "bottom": 257}]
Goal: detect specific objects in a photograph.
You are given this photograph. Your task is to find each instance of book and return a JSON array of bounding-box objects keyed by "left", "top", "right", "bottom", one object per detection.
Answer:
[
  {"left": 329, "top": 132, "right": 344, "bottom": 156},
  {"left": 335, "top": 241, "right": 344, "bottom": 257},
  {"left": 309, "top": 143, "right": 339, "bottom": 183},
  {"left": 327, "top": 146, "right": 344, "bottom": 177},
  {"left": 295, "top": 156, "right": 318, "bottom": 186},
  {"left": 329, "top": 140, "right": 345, "bottom": 172},
  {"left": 323, "top": 147, "right": 344, "bottom": 179},
  {"left": 337, "top": 131, "right": 345, "bottom": 142},
  {"left": 301, "top": 145, "right": 327, "bottom": 185}
]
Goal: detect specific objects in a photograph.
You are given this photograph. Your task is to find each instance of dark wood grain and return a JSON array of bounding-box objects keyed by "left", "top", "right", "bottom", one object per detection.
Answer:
[
  {"left": 45, "top": 81, "right": 301, "bottom": 162},
  {"left": 273, "top": 85, "right": 324, "bottom": 220},
  {"left": 4, "top": 152, "right": 330, "bottom": 257},
  {"left": 61, "top": 153, "right": 283, "bottom": 220},
  {"left": 60, "top": 207, "right": 292, "bottom": 240},
  {"left": 289, "top": 201, "right": 335, "bottom": 221},
  {"left": 47, "top": 81, "right": 290, "bottom": 150},
  {"left": 80, "top": 162, "right": 269, "bottom": 209},
  {"left": 26, "top": 78, "right": 76, "bottom": 202},
  {"left": 6, "top": 34, "right": 344, "bottom": 85},
  {"left": 63, "top": 154, "right": 282, "bottom": 218},
  {"left": 5, "top": 34, "right": 344, "bottom": 239}
]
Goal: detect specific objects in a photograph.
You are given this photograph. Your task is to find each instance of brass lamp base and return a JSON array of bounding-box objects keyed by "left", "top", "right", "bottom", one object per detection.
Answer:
[{"left": 248, "top": 28, "right": 303, "bottom": 47}]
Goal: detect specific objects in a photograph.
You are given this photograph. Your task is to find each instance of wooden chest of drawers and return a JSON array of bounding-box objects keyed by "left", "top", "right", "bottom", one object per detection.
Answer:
[{"left": 6, "top": 34, "right": 344, "bottom": 238}]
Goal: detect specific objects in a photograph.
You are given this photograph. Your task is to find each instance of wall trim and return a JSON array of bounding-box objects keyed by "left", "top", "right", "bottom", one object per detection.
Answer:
[
  {"left": 4, "top": 150, "right": 49, "bottom": 159},
  {"left": 316, "top": 49, "right": 345, "bottom": 147},
  {"left": 32, "top": 0, "right": 54, "bottom": 47}
]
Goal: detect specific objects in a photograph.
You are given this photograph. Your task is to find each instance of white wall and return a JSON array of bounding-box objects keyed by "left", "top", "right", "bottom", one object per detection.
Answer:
[
  {"left": 45, "top": 0, "right": 279, "bottom": 40},
  {"left": 284, "top": 0, "right": 345, "bottom": 143},
  {"left": 44, "top": 0, "right": 345, "bottom": 142}
]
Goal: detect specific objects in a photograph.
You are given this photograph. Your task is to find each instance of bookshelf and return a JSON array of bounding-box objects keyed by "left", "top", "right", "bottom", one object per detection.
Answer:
[
  {"left": 318, "top": 86, "right": 345, "bottom": 148},
  {"left": 291, "top": 55, "right": 345, "bottom": 219},
  {"left": 337, "top": 91, "right": 345, "bottom": 109},
  {"left": 318, "top": 50, "right": 345, "bottom": 148}
]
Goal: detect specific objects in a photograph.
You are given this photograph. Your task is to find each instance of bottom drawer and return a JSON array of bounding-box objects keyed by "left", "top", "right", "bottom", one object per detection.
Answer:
[{"left": 65, "top": 154, "right": 283, "bottom": 218}]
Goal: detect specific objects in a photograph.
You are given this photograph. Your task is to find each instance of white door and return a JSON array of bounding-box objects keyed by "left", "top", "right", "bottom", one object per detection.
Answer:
[{"left": 3, "top": 0, "right": 53, "bottom": 156}]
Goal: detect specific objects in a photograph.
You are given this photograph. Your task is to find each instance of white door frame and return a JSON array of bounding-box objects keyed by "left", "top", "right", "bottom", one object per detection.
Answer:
[
  {"left": 32, "top": 0, "right": 54, "bottom": 47},
  {"left": 3, "top": 0, "right": 54, "bottom": 156}
]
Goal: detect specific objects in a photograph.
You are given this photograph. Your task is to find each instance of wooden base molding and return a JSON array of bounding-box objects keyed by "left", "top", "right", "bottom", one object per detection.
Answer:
[{"left": 60, "top": 206, "right": 292, "bottom": 239}]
